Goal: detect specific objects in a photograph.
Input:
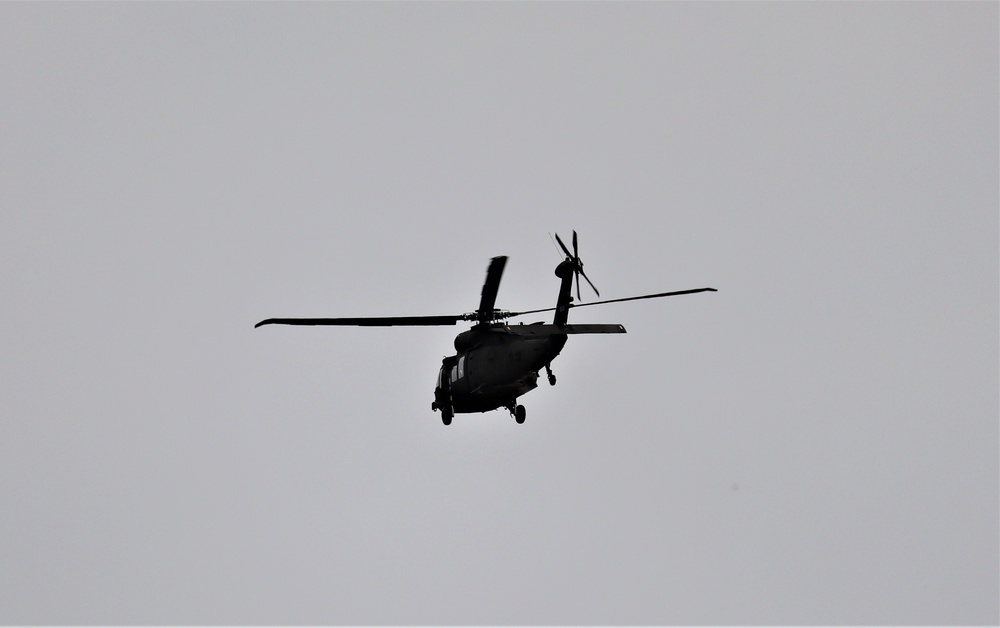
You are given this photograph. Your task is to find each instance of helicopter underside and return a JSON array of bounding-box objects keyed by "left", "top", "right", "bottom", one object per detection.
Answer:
[{"left": 452, "top": 370, "right": 539, "bottom": 414}]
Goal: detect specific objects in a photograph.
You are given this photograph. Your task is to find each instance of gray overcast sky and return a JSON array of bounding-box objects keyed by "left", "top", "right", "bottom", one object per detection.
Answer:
[{"left": 1, "top": 2, "right": 997, "bottom": 625}]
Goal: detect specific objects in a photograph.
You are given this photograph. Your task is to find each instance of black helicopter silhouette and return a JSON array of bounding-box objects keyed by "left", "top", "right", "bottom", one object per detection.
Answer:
[{"left": 256, "top": 232, "right": 715, "bottom": 425}]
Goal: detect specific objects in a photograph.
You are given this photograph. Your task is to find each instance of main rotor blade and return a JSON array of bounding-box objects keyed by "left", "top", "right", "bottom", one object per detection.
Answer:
[
  {"left": 569, "top": 287, "right": 717, "bottom": 309},
  {"left": 572, "top": 230, "right": 579, "bottom": 260},
  {"left": 476, "top": 256, "right": 508, "bottom": 323},
  {"left": 255, "top": 315, "right": 462, "bottom": 328},
  {"left": 503, "top": 307, "right": 557, "bottom": 318},
  {"left": 501, "top": 287, "right": 717, "bottom": 319}
]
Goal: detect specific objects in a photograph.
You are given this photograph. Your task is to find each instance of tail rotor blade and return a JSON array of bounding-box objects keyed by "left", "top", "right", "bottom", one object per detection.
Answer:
[
  {"left": 579, "top": 268, "right": 600, "bottom": 298},
  {"left": 554, "top": 232, "right": 573, "bottom": 259}
]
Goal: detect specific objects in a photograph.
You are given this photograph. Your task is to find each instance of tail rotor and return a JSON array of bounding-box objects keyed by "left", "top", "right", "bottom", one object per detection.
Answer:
[{"left": 554, "top": 230, "right": 600, "bottom": 301}]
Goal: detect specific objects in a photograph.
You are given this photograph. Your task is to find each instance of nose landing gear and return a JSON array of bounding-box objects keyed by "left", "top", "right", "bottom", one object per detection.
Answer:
[
  {"left": 433, "top": 356, "right": 457, "bottom": 426},
  {"left": 506, "top": 401, "right": 526, "bottom": 424},
  {"left": 432, "top": 397, "right": 454, "bottom": 425}
]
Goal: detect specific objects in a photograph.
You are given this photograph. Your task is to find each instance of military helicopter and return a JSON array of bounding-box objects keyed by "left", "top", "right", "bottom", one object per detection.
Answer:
[{"left": 255, "top": 232, "right": 715, "bottom": 425}]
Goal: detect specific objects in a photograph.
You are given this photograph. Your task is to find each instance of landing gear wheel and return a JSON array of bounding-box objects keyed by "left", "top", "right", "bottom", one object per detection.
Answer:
[
  {"left": 514, "top": 405, "right": 526, "bottom": 424},
  {"left": 442, "top": 407, "right": 453, "bottom": 426}
]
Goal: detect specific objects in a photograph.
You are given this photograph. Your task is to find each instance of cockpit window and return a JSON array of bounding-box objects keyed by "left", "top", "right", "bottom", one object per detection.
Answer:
[{"left": 438, "top": 356, "right": 465, "bottom": 387}]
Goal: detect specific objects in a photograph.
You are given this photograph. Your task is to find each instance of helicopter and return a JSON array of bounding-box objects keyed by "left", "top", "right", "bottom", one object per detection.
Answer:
[{"left": 255, "top": 232, "right": 716, "bottom": 425}]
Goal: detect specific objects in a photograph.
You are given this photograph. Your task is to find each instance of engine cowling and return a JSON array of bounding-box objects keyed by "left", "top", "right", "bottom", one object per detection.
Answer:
[
  {"left": 454, "top": 329, "right": 478, "bottom": 352},
  {"left": 454, "top": 326, "right": 507, "bottom": 352}
]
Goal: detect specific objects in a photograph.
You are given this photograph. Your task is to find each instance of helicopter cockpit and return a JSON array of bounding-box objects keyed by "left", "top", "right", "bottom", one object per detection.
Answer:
[{"left": 436, "top": 354, "right": 466, "bottom": 387}]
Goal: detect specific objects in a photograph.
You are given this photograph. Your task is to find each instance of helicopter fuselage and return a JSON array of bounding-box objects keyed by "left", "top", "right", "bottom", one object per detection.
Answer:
[{"left": 435, "top": 324, "right": 567, "bottom": 414}]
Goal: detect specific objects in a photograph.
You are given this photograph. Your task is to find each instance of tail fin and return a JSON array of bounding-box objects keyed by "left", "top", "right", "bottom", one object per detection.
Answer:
[
  {"left": 551, "top": 231, "right": 600, "bottom": 326},
  {"left": 553, "top": 260, "right": 575, "bottom": 326}
]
